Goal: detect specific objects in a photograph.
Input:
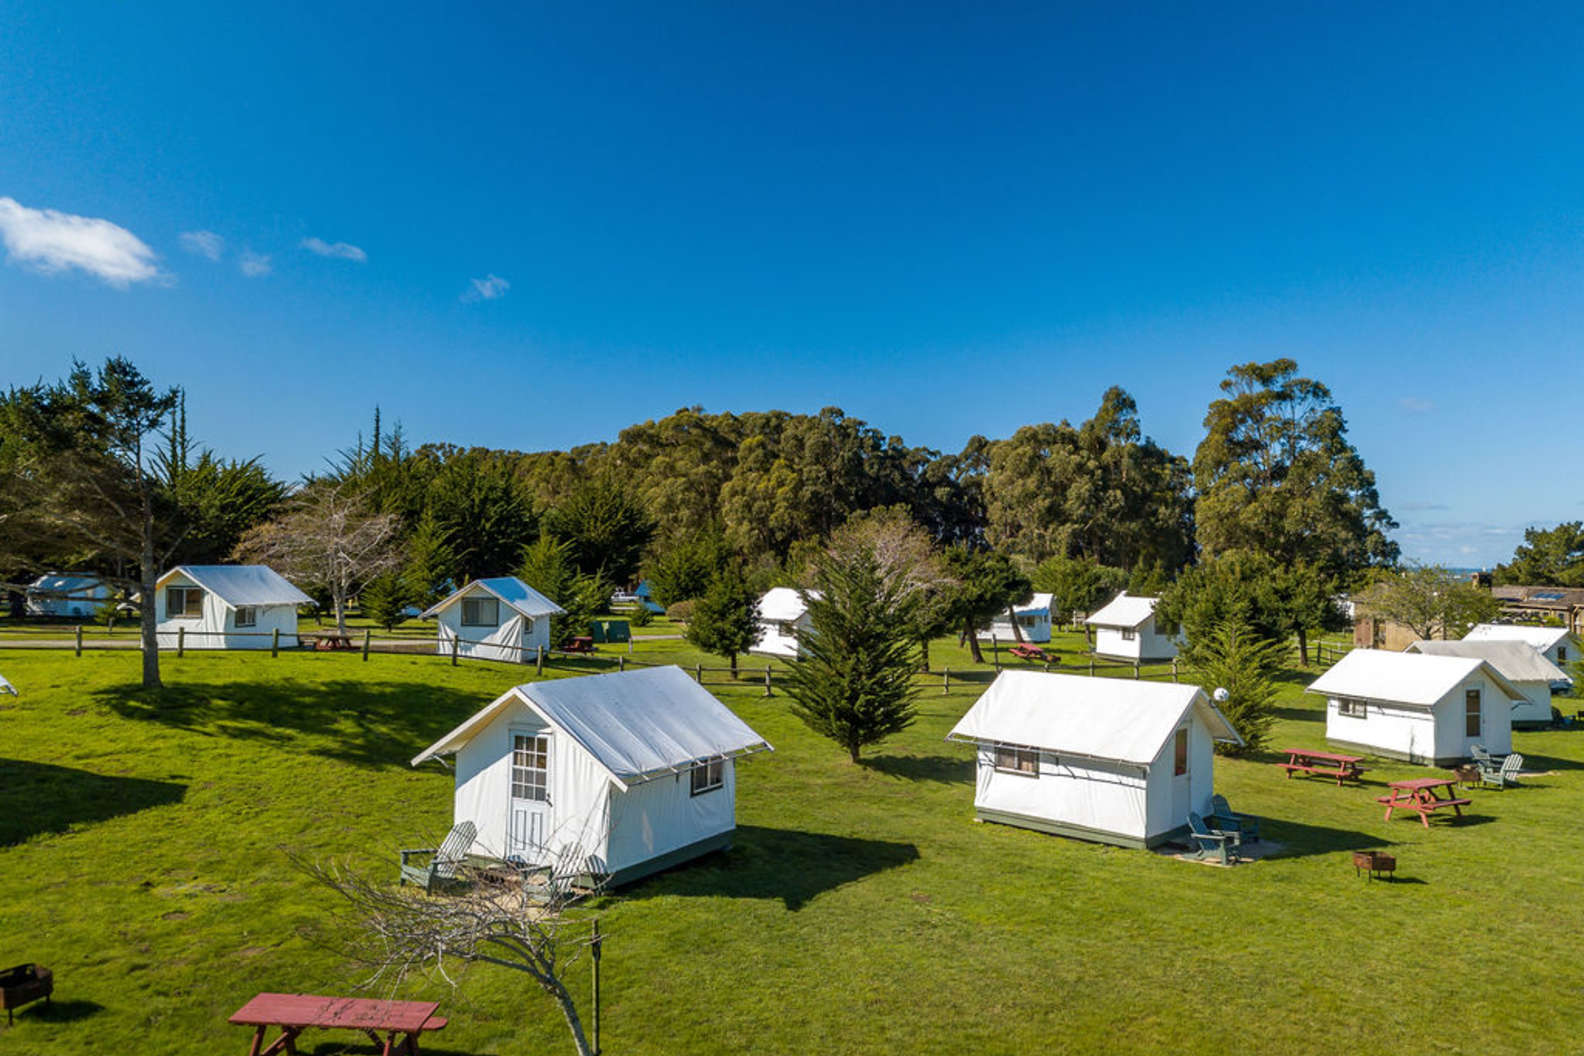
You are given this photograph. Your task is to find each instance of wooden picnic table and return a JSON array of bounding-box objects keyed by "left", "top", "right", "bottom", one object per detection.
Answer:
[
  {"left": 229, "top": 993, "right": 447, "bottom": 1056},
  {"left": 1376, "top": 778, "right": 1472, "bottom": 829},
  {"left": 1276, "top": 748, "right": 1367, "bottom": 786}
]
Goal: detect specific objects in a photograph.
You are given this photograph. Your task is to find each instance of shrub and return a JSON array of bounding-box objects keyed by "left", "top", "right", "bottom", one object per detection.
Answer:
[
  {"left": 666, "top": 599, "right": 697, "bottom": 623},
  {"left": 629, "top": 605, "right": 654, "bottom": 628}
]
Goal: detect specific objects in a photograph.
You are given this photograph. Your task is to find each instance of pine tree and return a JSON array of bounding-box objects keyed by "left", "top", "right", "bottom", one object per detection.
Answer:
[
  {"left": 1189, "top": 619, "right": 1284, "bottom": 755},
  {"left": 783, "top": 547, "right": 922, "bottom": 762},
  {"left": 685, "top": 568, "right": 760, "bottom": 677}
]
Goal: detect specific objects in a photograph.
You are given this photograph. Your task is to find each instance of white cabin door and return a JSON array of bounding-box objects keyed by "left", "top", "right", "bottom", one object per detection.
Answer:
[
  {"left": 1169, "top": 727, "right": 1192, "bottom": 824},
  {"left": 507, "top": 732, "right": 551, "bottom": 863}
]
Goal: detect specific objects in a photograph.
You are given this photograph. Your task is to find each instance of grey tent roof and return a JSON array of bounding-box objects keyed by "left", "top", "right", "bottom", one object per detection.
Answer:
[
  {"left": 27, "top": 572, "right": 107, "bottom": 596},
  {"left": 1084, "top": 591, "right": 1159, "bottom": 629},
  {"left": 1306, "top": 649, "right": 1525, "bottom": 707},
  {"left": 412, "top": 666, "right": 772, "bottom": 787},
  {"left": 156, "top": 565, "right": 312, "bottom": 608},
  {"left": 946, "top": 670, "right": 1242, "bottom": 765},
  {"left": 422, "top": 576, "right": 566, "bottom": 620},
  {"left": 1406, "top": 639, "right": 1569, "bottom": 684}
]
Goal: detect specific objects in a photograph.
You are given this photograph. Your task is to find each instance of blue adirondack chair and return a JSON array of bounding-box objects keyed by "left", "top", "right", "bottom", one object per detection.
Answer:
[
  {"left": 1208, "top": 794, "right": 1261, "bottom": 843},
  {"left": 1478, "top": 752, "right": 1524, "bottom": 790},
  {"left": 1186, "top": 812, "right": 1241, "bottom": 866},
  {"left": 399, "top": 821, "right": 478, "bottom": 892}
]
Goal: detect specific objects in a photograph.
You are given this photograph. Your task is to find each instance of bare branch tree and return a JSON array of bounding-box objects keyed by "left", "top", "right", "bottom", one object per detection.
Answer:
[
  {"left": 299, "top": 846, "right": 604, "bottom": 1056},
  {"left": 233, "top": 479, "right": 401, "bottom": 636}
]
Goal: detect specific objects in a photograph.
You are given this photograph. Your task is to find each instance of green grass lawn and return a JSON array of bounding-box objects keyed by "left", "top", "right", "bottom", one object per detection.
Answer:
[{"left": 2, "top": 641, "right": 1582, "bottom": 1055}]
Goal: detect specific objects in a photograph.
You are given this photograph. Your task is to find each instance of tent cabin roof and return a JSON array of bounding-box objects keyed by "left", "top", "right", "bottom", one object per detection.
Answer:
[
  {"left": 945, "top": 670, "right": 1242, "bottom": 766},
  {"left": 1012, "top": 592, "right": 1055, "bottom": 615},
  {"left": 27, "top": 572, "right": 107, "bottom": 594},
  {"left": 1084, "top": 591, "right": 1159, "bottom": 630},
  {"left": 1462, "top": 623, "right": 1577, "bottom": 652},
  {"left": 1405, "top": 639, "right": 1569, "bottom": 684},
  {"left": 758, "top": 587, "right": 819, "bottom": 622},
  {"left": 422, "top": 576, "right": 566, "bottom": 620},
  {"left": 412, "top": 665, "right": 772, "bottom": 788},
  {"left": 155, "top": 565, "right": 312, "bottom": 609},
  {"left": 1305, "top": 649, "right": 1525, "bottom": 708}
]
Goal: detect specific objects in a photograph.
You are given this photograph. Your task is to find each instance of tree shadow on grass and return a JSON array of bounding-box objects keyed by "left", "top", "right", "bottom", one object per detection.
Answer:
[
  {"left": 859, "top": 754, "right": 973, "bottom": 783},
  {"left": 93, "top": 680, "right": 487, "bottom": 770},
  {"left": 621, "top": 825, "right": 920, "bottom": 910},
  {"left": 1517, "top": 752, "right": 1584, "bottom": 773},
  {"left": 0, "top": 759, "right": 186, "bottom": 846}
]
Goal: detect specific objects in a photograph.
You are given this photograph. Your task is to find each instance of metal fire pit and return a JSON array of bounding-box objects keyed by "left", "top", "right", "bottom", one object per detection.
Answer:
[
  {"left": 1352, "top": 850, "right": 1397, "bottom": 882},
  {"left": 0, "top": 963, "right": 52, "bottom": 1023}
]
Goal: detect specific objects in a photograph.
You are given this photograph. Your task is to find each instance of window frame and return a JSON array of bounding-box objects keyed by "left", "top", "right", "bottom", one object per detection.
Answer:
[
  {"left": 1337, "top": 697, "right": 1367, "bottom": 718},
  {"left": 510, "top": 733, "right": 550, "bottom": 803},
  {"left": 1172, "top": 728, "right": 1189, "bottom": 777},
  {"left": 461, "top": 596, "right": 501, "bottom": 628},
  {"left": 1556, "top": 645, "right": 1567, "bottom": 663},
  {"left": 234, "top": 605, "right": 257, "bottom": 628},
  {"left": 165, "top": 585, "right": 204, "bottom": 619},
  {"left": 993, "top": 745, "right": 1040, "bottom": 776},
  {"left": 690, "top": 757, "right": 725, "bottom": 795},
  {"left": 1120, "top": 627, "right": 1137, "bottom": 641},
  {"left": 1465, "top": 688, "right": 1482, "bottom": 738}
]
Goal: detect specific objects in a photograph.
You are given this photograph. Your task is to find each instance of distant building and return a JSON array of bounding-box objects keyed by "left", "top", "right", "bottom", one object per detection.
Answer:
[
  {"left": 1478, "top": 582, "right": 1584, "bottom": 637},
  {"left": 25, "top": 572, "right": 111, "bottom": 618},
  {"left": 1462, "top": 623, "right": 1579, "bottom": 677},
  {"left": 1084, "top": 592, "right": 1178, "bottom": 661},
  {"left": 155, "top": 565, "right": 311, "bottom": 649},
  {"left": 1407, "top": 638, "right": 1569, "bottom": 726},
  {"left": 751, "top": 587, "right": 818, "bottom": 660},
  {"left": 423, "top": 577, "right": 565, "bottom": 663},
  {"left": 978, "top": 593, "right": 1054, "bottom": 644}
]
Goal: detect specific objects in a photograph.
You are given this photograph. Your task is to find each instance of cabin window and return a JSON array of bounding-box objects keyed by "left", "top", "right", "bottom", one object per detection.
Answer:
[
  {"left": 1121, "top": 627, "right": 1137, "bottom": 641},
  {"left": 1020, "top": 615, "right": 1037, "bottom": 627},
  {"left": 1557, "top": 645, "right": 1568, "bottom": 663},
  {"left": 994, "top": 746, "right": 1039, "bottom": 775},
  {"left": 1337, "top": 697, "right": 1366, "bottom": 718},
  {"left": 1173, "top": 728, "right": 1189, "bottom": 776},
  {"left": 234, "top": 606, "right": 257, "bottom": 628},
  {"left": 511, "top": 734, "right": 549, "bottom": 802},
  {"left": 690, "top": 757, "right": 725, "bottom": 795},
  {"left": 461, "top": 597, "right": 500, "bottom": 627},
  {"left": 1465, "top": 689, "right": 1482, "bottom": 737},
  {"left": 166, "top": 586, "right": 204, "bottom": 618}
]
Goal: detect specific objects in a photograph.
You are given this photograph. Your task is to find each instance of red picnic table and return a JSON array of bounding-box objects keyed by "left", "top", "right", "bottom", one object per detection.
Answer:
[
  {"left": 1276, "top": 748, "right": 1367, "bottom": 786},
  {"left": 1376, "top": 778, "right": 1472, "bottom": 829},
  {"left": 229, "top": 993, "right": 447, "bottom": 1056}
]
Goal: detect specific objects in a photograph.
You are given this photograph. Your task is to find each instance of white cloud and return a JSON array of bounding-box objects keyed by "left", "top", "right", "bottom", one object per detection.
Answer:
[
  {"left": 179, "top": 229, "right": 225, "bottom": 261},
  {"left": 238, "top": 250, "right": 272, "bottom": 277},
  {"left": 0, "top": 196, "right": 163, "bottom": 287},
  {"left": 464, "top": 273, "right": 510, "bottom": 301},
  {"left": 301, "top": 236, "right": 366, "bottom": 262},
  {"left": 1398, "top": 396, "right": 1434, "bottom": 414}
]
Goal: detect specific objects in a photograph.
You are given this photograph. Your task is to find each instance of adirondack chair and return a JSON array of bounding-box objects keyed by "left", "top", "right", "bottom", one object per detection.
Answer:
[
  {"left": 1470, "top": 744, "right": 1506, "bottom": 768},
  {"left": 1186, "top": 812, "right": 1240, "bottom": 866},
  {"left": 1208, "top": 794, "right": 1261, "bottom": 843},
  {"left": 1478, "top": 752, "right": 1524, "bottom": 790},
  {"left": 399, "top": 821, "right": 478, "bottom": 892}
]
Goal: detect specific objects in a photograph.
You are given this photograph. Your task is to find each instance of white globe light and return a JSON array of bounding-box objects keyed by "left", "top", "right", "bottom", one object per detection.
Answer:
[{"left": 1212, "top": 687, "right": 1230, "bottom": 702}]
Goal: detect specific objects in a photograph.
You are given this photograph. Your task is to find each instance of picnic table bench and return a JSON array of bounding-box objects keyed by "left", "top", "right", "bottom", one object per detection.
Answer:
[
  {"left": 1008, "top": 643, "right": 1049, "bottom": 662},
  {"left": 302, "top": 632, "right": 354, "bottom": 651},
  {"left": 1276, "top": 748, "right": 1367, "bottom": 786},
  {"left": 229, "top": 993, "right": 447, "bottom": 1056},
  {"left": 1376, "top": 778, "right": 1472, "bottom": 829}
]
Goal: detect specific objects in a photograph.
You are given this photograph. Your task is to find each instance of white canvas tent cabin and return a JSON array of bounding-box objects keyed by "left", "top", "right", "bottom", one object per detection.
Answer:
[
  {"left": 155, "top": 565, "right": 311, "bottom": 649},
  {"left": 25, "top": 572, "right": 111, "bottom": 617},
  {"left": 751, "top": 587, "right": 818, "bottom": 659},
  {"left": 945, "top": 671, "right": 1242, "bottom": 849},
  {"left": 1462, "top": 624, "right": 1578, "bottom": 685},
  {"left": 1307, "top": 649, "right": 1523, "bottom": 766},
  {"left": 422, "top": 577, "right": 565, "bottom": 663},
  {"left": 1084, "top": 591, "right": 1178, "bottom": 661},
  {"left": 978, "top": 592, "right": 1055, "bottom": 644},
  {"left": 412, "top": 666, "right": 773, "bottom": 886},
  {"left": 1406, "top": 639, "right": 1568, "bottom": 727}
]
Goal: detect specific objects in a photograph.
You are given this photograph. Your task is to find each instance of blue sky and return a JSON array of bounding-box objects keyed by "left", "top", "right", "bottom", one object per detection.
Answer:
[{"left": 3, "top": 2, "right": 1581, "bottom": 566}]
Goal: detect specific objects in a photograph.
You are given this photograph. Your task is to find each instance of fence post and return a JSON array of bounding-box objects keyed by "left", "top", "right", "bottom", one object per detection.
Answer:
[
  {"left": 271, "top": 627, "right": 280, "bottom": 657},
  {"left": 177, "top": 625, "right": 185, "bottom": 658},
  {"left": 75, "top": 623, "right": 83, "bottom": 657},
  {"left": 1088, "top": 656, "right": 1094, "bottom": 676},
  {"left": 695, "top": 663, "right": 703, "bottom": 684},
  {"left": 764, "top": 666, "right": 772, "bottom": 697},
  {"left": 536, "top": 645, "right": 544, "bottom": 674},
  {"left": 1133, "top": 661, "right": 1140, "bottom": 680},
  {"left": 450, "top": 634, "right": 459, "bottom": 667},
  {"left": 943, "top": 666, "right": 950, "bottom": 694},
  {"left": 362, "top": 629, "right": 371, "bottom": 662},
  {"left": 618, "top": 654, "right": 625, "bottom": 672},
  {"left": 1171, "top": 657, "right": 1178, "bottom": 683}
]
